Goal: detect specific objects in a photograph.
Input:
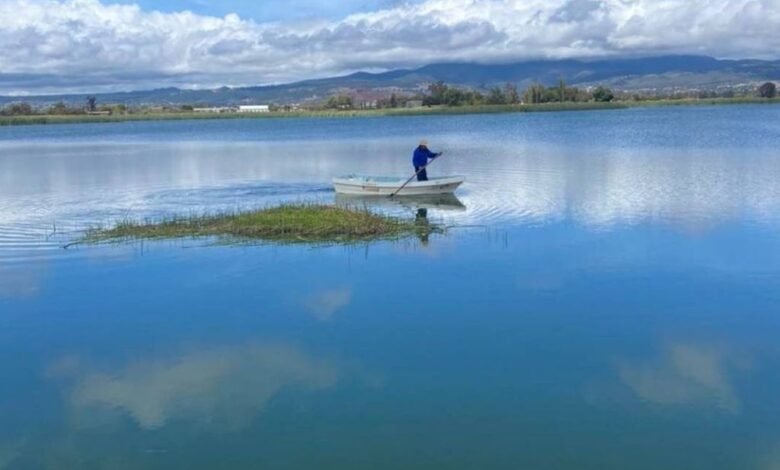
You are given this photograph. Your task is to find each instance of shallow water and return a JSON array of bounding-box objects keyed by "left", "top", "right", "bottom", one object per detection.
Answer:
[{"left": 2, "top": 105, "right": 780, "bottom": 469}]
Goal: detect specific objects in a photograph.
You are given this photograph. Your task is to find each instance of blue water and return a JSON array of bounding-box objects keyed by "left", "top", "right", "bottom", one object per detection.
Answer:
[{"left": 1, "top": 105, "right": 780, "bottom": 469}]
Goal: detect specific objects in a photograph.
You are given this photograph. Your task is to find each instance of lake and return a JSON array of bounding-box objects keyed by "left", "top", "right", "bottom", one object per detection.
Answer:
[{"left": 2, "top": 105, "right": 780, "bottom": 469}]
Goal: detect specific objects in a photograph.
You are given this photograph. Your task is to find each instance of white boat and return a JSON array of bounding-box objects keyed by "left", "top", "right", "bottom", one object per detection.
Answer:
[{"left": 332, "top": 175, "right": 464, "bottom": 196}]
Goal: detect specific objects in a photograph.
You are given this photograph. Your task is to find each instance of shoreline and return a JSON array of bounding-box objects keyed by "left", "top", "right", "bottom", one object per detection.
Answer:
[{"left": 1, "top": 97, "right": 777, "bottom": 127}]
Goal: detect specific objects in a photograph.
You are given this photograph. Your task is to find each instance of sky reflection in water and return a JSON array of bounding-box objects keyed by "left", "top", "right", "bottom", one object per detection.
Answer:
[{"left": 1, "top": 106, "right": 780, "bottom": 468}]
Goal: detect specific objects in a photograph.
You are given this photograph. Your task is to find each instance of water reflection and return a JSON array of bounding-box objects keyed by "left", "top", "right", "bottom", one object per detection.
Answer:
[
  {"left": 0, "top": 442, "right": 20, "bottom": 469},
  {"left": 0, "top": 260, "right": 45, "bottom": 300},
  {"left": 303, "top": 287, "right": 352, "bottom": 321},
  {"left": 413, "top": 208, "right": 430, "bottom": 245},
  {"left": 2, "top": 113, "right": 780, "bottom": 259},
  {"left": 334, "top": 193, "right": 467, "bottom": 213},
  {"left": 53, "top": 342, "right": 340, "bottom": 430},
  {"left": 616, "top": 342, "right": 748, "bottom": 414},
  {"left": 1, "top": 109, "right": 779, "bottom": 468},
  {"left": 459, "top": 145, "right": 780, "bottom": 229},
  {"left": 759, "top": 444, "right": 780, "bottom": 470}
]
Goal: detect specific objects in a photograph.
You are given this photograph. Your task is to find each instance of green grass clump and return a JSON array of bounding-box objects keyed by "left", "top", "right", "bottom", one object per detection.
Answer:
[{"left": 83, "top": 204, "right": 437, "bottom": 244}]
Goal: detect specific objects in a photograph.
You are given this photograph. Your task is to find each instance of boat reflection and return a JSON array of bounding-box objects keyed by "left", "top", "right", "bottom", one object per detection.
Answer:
[
  {"left": 334, "top": 193, "right": 466, "bottom": 212},
  {"left": 416, "top": 208, "right": 431, "bottom": 245},
  {"left": 335, "top": 193, "right": 464, "bottom": 246}
]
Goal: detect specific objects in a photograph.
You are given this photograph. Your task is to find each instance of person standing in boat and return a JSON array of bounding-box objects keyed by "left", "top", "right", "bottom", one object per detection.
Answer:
[{"left": 412, "top": 140, "right": 442, "bottom": 181}]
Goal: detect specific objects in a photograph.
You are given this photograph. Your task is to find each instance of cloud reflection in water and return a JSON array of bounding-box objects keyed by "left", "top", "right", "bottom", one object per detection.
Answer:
[
  {"left": 303, "top": 287, "right": 352, "bottom": 321},
  {"left": 617, "top": 342, "right": 748, "bottom": 414},
  {"left": 58, "top": 342, "right": 339, "bottom": 430}
]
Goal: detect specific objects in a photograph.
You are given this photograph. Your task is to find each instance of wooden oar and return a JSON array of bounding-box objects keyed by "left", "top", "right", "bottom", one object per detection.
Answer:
[{"left": 388, "top": 151, "right": 444, "bottom": 198}]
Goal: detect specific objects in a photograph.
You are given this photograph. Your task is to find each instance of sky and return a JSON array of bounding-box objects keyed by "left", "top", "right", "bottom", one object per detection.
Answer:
[
  {"left": 102, "top": 0, "right": 408, "bottom": 22},
  {"left": 1, "top": 0, "right": 779, "bottom": 95}
]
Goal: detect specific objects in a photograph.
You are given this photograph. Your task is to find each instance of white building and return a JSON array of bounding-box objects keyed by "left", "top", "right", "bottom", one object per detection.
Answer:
[
  {"left": 193, "top": 107, "right": 234, "bottom": 113},
  {"left": 238, "top": 105, "right": 270, "bottom": 113}
]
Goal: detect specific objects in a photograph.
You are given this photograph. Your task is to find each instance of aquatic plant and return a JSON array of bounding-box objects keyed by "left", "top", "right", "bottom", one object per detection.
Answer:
[{"left": 82, "top": 204, "right": 439, "bottom": 244}]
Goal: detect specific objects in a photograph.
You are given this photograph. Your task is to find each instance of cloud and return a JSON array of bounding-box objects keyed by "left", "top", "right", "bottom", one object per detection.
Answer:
[
  {"left": 303, "top": 287, "right": 352, "bottom": 320},
  {"left": 1, "top": 0, "right": 779, "bottom": 94},
  {"left": 62, "top": 342, "right": 339, "bottom": 429},
  {"left": 617, "top": 342, "right": 747, "bottom": 413}
]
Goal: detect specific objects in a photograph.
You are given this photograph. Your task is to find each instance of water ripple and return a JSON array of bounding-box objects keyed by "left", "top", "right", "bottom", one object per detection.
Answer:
[
  {"left": 2, "top": 112, "right": 780, "bottom": 262},
  {"left": 0, "top": 181, "right": 334, "bottom": 261}
]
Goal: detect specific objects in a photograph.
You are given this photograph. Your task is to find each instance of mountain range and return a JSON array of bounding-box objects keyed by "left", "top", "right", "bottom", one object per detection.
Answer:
[{"left": 2, "top": 55, "right": 779, "bottom": 107}]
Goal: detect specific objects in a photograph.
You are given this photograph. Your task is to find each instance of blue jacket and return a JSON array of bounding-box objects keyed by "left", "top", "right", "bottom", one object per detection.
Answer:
[{"left": 412, "top": 146, "right": 439, "bottom": 167}]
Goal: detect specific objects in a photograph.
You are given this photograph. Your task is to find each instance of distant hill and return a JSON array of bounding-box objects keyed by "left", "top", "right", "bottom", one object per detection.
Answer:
[{"left": 2, "top": 55, "right": 779, "bottom": 107}]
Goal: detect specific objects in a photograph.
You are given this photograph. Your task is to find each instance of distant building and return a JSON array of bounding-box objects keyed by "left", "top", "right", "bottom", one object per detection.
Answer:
[
  {"left": 238, "top": 105, "right": 270, "bottom": 113},
  {"left": 405, "top": 100, "right": 423, "bottom": 108},
  {"left": 357, "top": 100, "right": 377, "bottom": 109},
  {"left": 193, "top": 107, "right": 234, "bottom": 113}
]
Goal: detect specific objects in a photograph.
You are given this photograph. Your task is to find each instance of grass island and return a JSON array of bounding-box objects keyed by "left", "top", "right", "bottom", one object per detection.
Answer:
[{"left": 82, "top": 204, "right": 438, "bottom": 245}]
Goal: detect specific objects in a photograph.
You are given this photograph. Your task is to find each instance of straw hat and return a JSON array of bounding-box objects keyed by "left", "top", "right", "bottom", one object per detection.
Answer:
[{"left": 419, "top": 139, "right": 429, "bottom": 147}]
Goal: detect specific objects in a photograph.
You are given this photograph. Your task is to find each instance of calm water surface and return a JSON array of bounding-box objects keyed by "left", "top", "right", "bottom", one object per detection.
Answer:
[{"left": 2, "top": 105, "right": 780, "bottom": 469}]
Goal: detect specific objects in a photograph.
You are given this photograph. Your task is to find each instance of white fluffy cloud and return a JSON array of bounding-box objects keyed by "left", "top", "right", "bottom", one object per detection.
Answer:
[{"left": 1, "top": 0, "right": 779, "bottom": 93}]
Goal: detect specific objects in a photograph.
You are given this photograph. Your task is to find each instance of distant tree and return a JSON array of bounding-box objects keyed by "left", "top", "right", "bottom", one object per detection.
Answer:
[
  {"left": 592, "top": 86, "right": 615, "bottom": 102},
  {"left": 425, "top": 81, "right": 449, "bottom": 105},
  {"left": 86, "top": 96, "right": 97, "bottom": 112},
  {"left": 542, "top": 87, "right": 560, "bottom": 103},
  {"left": 758, "top": 82, "right": 777, "bottom": 98},
  {"left": 326, "top": 94, "right": 353, "bottom": 109},
  {"left": 558, "top": 78, "right": 567, "bottom": 102},
  {"left": 465, "top": 90, "right": 484, "bottom": 106},
  {"left": 389, "top": 93, "right": 398, "bottom": 108},
  {"left": 112, "top": 104, "right": 128, "bottom": 114},
  {"left": 48, "top": 102, "right": 70, "bottom": 115},
  {"left": 485, "top": 86, "right": 506, "bottom": 105},
  {"left": 504, "top": 83, "right": 520, "bottom": 104},
  {"left": 523, "top": 83, "right": 546, "bottom": 104},
  {"left": 573, "top": 88, "right": 592, "bottom": 102},
  {"left": 422, "top": 82, "right": 475, "bottom": 106},
  {"left": 5, "top": 102, "right": 33, "bottom": 115},
  {"left": 429, "top": 81, "right": 447, "bottom": 96},
  {"left": 441, "top": 87, "right": 467, "bottom": 106},
  {"left": 180, "top": 104, "right": 194, "bottom": 112}
]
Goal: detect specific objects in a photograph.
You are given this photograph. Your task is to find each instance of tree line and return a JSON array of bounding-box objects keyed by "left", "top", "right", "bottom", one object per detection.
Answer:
[
  {"left": 422, "top": 80, "right": 617, "bottom": 106},
  {"left": 321, "top": 80, "right": 778, "bottom": 110},
  {"left": 0, "top": 96, "right": 128, "bottom": 116},
  {"left": 1, "top": 81, "right": 777, "bottom": 116}
]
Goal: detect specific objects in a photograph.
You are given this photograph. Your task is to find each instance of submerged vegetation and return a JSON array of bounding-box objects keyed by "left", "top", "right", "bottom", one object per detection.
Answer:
[{"left": 82, "top": 204, "right": 439, "bottom": 244}]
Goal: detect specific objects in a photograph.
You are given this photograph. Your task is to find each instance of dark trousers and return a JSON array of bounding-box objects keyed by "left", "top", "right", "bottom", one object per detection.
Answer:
[{"left": 415, "top": 166, "right": 428, "bottom": 181}]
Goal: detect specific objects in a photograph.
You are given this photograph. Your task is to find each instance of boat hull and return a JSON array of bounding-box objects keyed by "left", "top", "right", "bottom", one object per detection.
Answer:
[{"left": 332, "top": 175, "right": 464, "bottom": 196}]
